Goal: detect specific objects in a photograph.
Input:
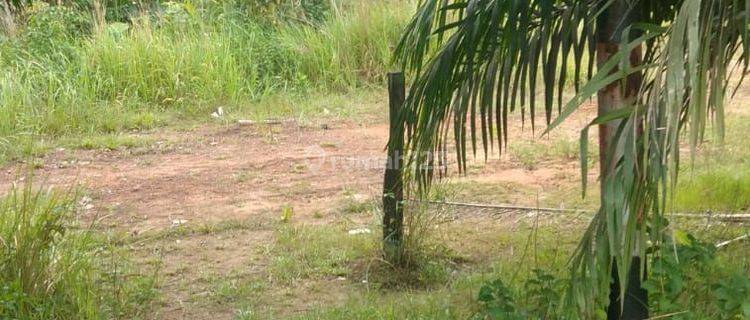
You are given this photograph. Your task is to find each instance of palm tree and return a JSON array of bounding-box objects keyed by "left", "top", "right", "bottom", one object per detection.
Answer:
[{"left": 393, "top": 0, "right": 748, "bottom": 318}]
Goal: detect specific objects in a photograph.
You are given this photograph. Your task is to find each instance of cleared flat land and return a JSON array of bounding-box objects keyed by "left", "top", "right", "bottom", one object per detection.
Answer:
[{"left": 1, "top": 91, "right": 748, "bottom": 319}]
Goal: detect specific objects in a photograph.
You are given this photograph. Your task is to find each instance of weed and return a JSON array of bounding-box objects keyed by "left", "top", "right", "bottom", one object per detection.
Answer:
[
  {"left": 280, "top": 206, "right": 294, "bottom": 223},
  {"left": 509, "top": 142, "right": 543, "bottom": 170},
  {"left": 320, "top": 142, "right": 338, "bottom": 149},
  {"left": 644, "top": 230, "right": 750, "bottom": 319},
  {"left": 232, "top": 170, "right": 256, "bottom": 184},
  {"left": 66, "top": 134, "right": 150, "bottom": 151},
  {"left": 292, "top": 163, "right": 308, "bottom": 174},
  {"left": 508, "top": 138, "right": 588, "bottom": 170},
  {"left": 0, "top": 178, "right": 97, "bottom": 319},
  {"left": 211, "top": 277, "right": 265, "bottom": 305},
  {"left": 338, "top": 191, "right": 376, "bottom": 215}
]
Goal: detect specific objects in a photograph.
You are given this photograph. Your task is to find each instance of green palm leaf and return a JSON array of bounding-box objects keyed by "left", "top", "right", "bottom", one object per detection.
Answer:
[
  {"left": 563, "top": 0, "right": 749, "bottom": 315},
  {"left": 394, "top": 0, "right": 607, "bottom": 182},
  {"left": 395, "top": 0, "right": 750, "bottom": 316}
]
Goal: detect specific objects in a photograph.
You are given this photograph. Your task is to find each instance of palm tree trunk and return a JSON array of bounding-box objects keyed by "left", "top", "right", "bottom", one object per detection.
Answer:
[{"left": 596, "top": 1, "right": 649, "bottom": 319}]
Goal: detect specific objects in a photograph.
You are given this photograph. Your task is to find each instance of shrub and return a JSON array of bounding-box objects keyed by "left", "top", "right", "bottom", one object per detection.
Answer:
[
  {"left": 472, "top": 269, "right": 564, "bottom": 320},
  {"left": 645, "top": 231, "right": 750, "bottom": 319},
  {"left": 22, "top": 2, "right": 91, "bottom": 58},
  {"left": 245, "top": 0, "right": 332, "bottom": 26},
  {"left": 472, "top": 231, "right": 750, "bottom": 319}
]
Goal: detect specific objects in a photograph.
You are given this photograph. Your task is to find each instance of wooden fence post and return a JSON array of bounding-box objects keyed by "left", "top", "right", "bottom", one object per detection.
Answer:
[{"left": 383, "top": 72, "right": 405, "bottom": 262}]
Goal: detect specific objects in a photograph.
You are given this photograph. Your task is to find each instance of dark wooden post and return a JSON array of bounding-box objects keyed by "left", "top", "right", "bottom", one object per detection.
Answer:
[{"left": 383, "top": 72, "right": 405, "bottom": 263}]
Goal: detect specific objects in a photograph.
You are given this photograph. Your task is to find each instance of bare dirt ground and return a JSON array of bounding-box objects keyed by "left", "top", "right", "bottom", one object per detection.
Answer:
[
  {"left": 1, "top": 103, "right": 597, "bottom": 233},
  {"left": 0, "top": 100, "right": 599, "bottom": 319},
  {"left": 3, "top": 86, "right": 750, "bottom": 319}
]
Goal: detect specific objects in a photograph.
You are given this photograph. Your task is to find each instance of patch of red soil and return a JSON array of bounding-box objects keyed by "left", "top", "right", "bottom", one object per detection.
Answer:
[{"left": 0, "top": 101, "right": 596, "bottom": 234}]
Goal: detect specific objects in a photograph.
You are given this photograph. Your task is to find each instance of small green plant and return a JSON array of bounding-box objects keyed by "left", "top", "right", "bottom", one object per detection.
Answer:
[
  {"left": 474, "top": 279, "right": 521, "bottom": 319},
  {"left": 549, "top": 138, "right": 579, "bottom": 160},
  {"left": 338, "top": 191, "right": 375, "bottom": 215},
  {"left": 644, "top": 230, "right": 750, "bottom": 319},
  {"left": 232, "top": 170, "right": 255, "bottom": 184},
  {"left": 508, "top": 138, "right": 586, "bottom": 170},
  {"left": 268, "top": 224, "right": 373, "bottom": 284},
  {"left": 523, "top": 269, "right": 562, "bottom": 317},
  {"left": 280, "top": 206, "right": 294, "bottom": 223},
  {"left": 509, "top": 143, "right": 542, "bottom": 170},
  {"left": 713, "top": 273, "right": 750, "bottom": 318},
  {"left": 472, "top": 269, "right": 565, "bottom": 319}
]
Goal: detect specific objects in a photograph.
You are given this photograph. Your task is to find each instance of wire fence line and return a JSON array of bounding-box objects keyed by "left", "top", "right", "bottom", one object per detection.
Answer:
[
  {"left": 414, "top": 199, "right": 750, "bottom": 222},
  {"left": 409, "top": 199, "right": 750, "bottom": 249}
]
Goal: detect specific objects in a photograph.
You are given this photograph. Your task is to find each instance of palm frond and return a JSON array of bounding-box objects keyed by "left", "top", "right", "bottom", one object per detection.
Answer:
[
  {"left": 550, "top": 0, "right": 750, "bottom": 315},
  {"left": 396, "top": 0, "right": 750, "bottom": 316},
  {"left": 394, "top": 0, "right": 608, "bottom": 184}
]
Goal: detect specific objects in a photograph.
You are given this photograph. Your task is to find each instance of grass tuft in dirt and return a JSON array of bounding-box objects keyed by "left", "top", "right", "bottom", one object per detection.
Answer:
[
  {"left": 0, "top": 178, "right": 98, "bottom": 319},
  {"left": 268, "top": 223, "right": 376, "bottom": 284},
  {"left": 0, "top": 175, "right": 158, "bottom": 319}
]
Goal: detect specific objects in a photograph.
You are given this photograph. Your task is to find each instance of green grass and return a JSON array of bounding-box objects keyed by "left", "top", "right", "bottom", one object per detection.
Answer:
[
  {"left": 62, "top": 134, "right": 153, "bottom": 151},
  {"left": 0, "top": 1, "right": 412, "bottom": 162},
  {"left": 0, "top": 177, "right": 158, "bottom": 319},
  {"left": 268, "top": 223, "right": 376, "bottom": 284},
  {"left": 337, "top": 190, "right": 377, "bottom": 215},
  {"left": 0, "top": 180, "right": 98, "bottom": 319},
  {"left": 288, "top": 288, "right": 475, "bottom": 320},
  {"left": 673, "top": 114, "right": 750, "bottom": 213},
  {"left": 674, "top": 167, "right": 750, "bottom": 212}
]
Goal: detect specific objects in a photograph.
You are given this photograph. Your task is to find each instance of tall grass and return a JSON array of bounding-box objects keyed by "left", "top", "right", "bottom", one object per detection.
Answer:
[
  {"left": 0, "top": 177, "right": 159, "bottom": 318},
  {"left": 0, "top": 179, "right": 98, "bottom": 318},
  {"left": 278, "top": 2, "right": 407, "bottom": 89},
  {"left": 0, "top": 1, "right": 412, "bottom": 160}
]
